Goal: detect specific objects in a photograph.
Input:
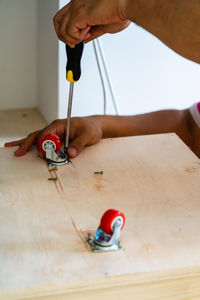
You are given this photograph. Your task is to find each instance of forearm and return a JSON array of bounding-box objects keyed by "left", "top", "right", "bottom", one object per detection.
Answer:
[
  {"left": 92, "top": 109, "right": 191, "bottom": 145},
  {"left": 124, "top": 0, "right": 200, "bottom": 63}
]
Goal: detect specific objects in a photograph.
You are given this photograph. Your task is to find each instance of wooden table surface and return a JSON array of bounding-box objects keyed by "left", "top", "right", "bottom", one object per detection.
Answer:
[
  {"left": 1, "top": 134, "right": 200, "bottom": 300},
  {"left": 0, "top": 108, "right": 46, "bottom": 147}
]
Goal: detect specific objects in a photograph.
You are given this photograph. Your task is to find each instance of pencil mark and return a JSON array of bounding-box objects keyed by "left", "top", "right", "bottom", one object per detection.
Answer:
[
  {"left": 57, "top": 175, "right": 64, "bottom": 192},
  {"left": 47, "top": 167, "right": 64, "bottom": 198},
  {"left": 70, "top": 217, "right": 90, "bottom": 253},
  {"left": 185, "top": 166, "right": 198, "bottom": 173}
]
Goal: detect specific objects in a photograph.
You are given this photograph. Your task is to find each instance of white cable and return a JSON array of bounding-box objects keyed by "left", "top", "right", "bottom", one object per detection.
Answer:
[
  {"left": 92, "top": 40, "right": 107, "bottom": 115},
  {"left": 96, "top": 38, "right": 120, "bottom": 115}
]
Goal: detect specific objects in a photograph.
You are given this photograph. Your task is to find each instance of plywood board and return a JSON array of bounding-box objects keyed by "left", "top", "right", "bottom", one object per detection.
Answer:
[
  {"left": 1, "top": 133, "right": 200, "bottom": 300},
  {"left": 0, "top": 108, "right": 46, "bottom": 147}
]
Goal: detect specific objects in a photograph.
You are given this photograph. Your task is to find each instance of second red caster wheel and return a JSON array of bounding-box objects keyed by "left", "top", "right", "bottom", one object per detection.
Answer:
[
  {"left": 87, "top": 208, "right": 126, "bottom": 252},
  {"left": 100, "top": 209, "right": 125, "bottom": 235}
]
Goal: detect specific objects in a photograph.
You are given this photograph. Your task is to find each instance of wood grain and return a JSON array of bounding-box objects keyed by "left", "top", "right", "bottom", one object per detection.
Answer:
[{"left": 1, "top": 133, "right": 200, "bottom": 299}]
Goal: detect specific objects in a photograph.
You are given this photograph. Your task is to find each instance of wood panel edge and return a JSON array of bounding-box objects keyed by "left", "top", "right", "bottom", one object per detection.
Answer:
[{"left": 1, "top": 266, "right": 200, "bottom": 300}]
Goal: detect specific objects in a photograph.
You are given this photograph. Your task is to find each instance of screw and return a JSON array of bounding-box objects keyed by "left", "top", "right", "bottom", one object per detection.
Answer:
[{"left": 94, "top": 171, "right": 103, "bottom": 175}]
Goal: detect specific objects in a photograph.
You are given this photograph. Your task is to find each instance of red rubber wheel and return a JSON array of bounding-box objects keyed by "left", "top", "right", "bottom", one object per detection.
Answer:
[
  {"left": 100, "top": 209, "right": 125, "bottom": 235},
  {"left": 39, "top": 133, "right": 61, "bottom": 155}
]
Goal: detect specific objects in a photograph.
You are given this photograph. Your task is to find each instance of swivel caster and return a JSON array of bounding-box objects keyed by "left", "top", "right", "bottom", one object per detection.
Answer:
[
  {"left": 87, "top": 209, "right": 125, "bottom": 252},
  {"left": 39, "top": 134, "right": 69, "bottom": 166}
]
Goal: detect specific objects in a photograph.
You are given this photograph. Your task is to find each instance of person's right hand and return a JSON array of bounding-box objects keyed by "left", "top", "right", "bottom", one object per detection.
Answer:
[
  {"left": 4, "top": 116, "right": 103, "bottom": 158},
  {"left": 53, "top": 0, "right": 130, "bottom": 46}
]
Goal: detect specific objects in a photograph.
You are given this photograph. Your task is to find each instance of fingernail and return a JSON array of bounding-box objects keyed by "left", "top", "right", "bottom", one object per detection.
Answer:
[{"left": 68, "top": 147, "right": 77, "bottom": 157}]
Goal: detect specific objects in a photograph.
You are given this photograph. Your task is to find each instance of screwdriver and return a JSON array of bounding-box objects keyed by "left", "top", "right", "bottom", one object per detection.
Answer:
[{"left": 64, "top": 42, "right": 84, "bottom": 154}]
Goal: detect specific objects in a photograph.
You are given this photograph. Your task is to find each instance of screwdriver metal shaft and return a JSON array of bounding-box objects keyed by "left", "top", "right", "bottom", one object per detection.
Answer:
[
  {"left": 64, "top": 42, "right": 84, "bottom": 155},
  {"left": 64, "top": 82, "right": 74, "bottom": 154}
]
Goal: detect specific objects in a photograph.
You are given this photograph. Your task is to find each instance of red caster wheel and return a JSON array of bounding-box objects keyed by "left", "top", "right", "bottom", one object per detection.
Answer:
[
  {"left": 100, "top": 209, "right": 125, "bottom": 235},
  {"left": 39, "top": 133, "right": 61, "bottom": 155}
]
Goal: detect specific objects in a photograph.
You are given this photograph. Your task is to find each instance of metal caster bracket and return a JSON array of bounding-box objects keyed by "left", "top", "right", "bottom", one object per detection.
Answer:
[
  {"left": 87, "top": 218, "right": 123, "bottom": 253},
  {"left": 46, "top": 148, "right": 69, "bottom": 167}
]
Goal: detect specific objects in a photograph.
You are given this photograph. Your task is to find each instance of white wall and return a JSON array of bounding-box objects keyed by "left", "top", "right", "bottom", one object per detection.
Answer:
[
  {"left": 0, "top": 0, "right": 37, "bottom": 110},
  {"left": 58, "top": 0, "right": 200, "bottom": 118},
  {"left": 37, "top": 0, "right": 59, "bottom": 123},
  {"left": 0, "top": 0, "right": 60, "bottom": 123},
  {"left": 101, "top": 25, "right": 200, "bottom": 115}
]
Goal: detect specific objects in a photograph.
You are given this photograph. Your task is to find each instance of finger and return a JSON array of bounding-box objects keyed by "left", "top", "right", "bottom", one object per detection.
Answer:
[
  {"left": 67, "top": 147, "right": 78, "bottom": 158},
  {"left": 85, "top": 22, "right": 130, "bottom": 43},
  {"left": 60, "top": 24, "right": 81, "bottom": 45},
  {"left": 61, "top": 29, "right": 80, "bottom": 46},
  {"left": 53, "top": 15, "right": 63, "bottom": 39},
  {"left": 67, "top": 22, "right": 91, "bottom": 43},
  {"left": 79, "top": 26, "right": 91, "bottom": 40},
  {"left": 84, "top": 25, "right": 106, "bottom": 43},
  {"left": 14, "top": 131, "right": 39, "bottom": 156},
  {"left": 60, "top": 13, "right": 91, "bottom": 44},
  {"left": 54, "top": 16, "right": 74, "bottom": 44},
  {"left": 84, "top": 32, "right": 92, "bottom": 41},
  {"left": 53, "top": 3, "right": 71, "bottom": 38},
  {"left": 57, "top": 33, "right": 68, "bottom": 44},
  {"left": 59, "top": 13, "right": 81, "bottom": 44},
  {"left": 68, "top": 132, "right": 89, "bottom": 158},
  {"left": 4, "top": 138, "right": 26, "bottom": 147}
]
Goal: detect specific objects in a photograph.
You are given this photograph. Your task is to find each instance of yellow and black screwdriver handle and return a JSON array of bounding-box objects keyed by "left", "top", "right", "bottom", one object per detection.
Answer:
[{"left": 66, "top": 42, "right": 84, "bottom": 83}]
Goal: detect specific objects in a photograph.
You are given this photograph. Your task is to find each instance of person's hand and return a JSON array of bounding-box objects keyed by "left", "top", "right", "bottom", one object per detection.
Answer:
[
  {"left": 53, "top": 0, "right": 130, "bottom": 46},
  {"left": 4, "top": 117, "right": 103, "bottom": 158}
]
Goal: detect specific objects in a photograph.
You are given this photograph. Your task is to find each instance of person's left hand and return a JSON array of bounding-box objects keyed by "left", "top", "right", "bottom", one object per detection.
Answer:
[{"left": 4, "top": 117, "right": 103, "bottom": 158}]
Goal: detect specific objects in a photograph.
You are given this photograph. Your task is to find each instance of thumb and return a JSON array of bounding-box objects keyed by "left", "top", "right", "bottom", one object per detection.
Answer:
[
  {"left": 68, "top": 132, "right": 88, "bottom": 158},
  {"left": 84, "top": 25, "right": 106, "bottom": 43}
]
